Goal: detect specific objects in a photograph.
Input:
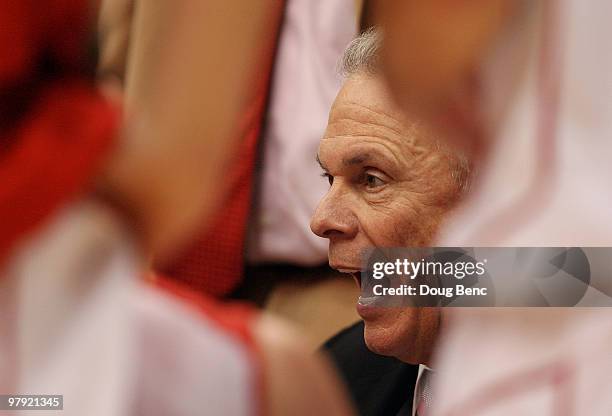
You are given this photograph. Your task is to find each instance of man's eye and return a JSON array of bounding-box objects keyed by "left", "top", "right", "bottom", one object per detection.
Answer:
[
  {"left": 321, "top": 172, "right": 333, "bottom": 186},
  {"left": 365, "top": 173, "right": 385, "bottom": 189}
]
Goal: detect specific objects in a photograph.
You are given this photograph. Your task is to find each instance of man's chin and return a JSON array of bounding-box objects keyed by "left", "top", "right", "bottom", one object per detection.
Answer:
[
  {"left": 362, "top": 322, "right": 403, "bottom": 358},
  {"left": 363, "top": 320, "right": 421, "bottom": 364}
]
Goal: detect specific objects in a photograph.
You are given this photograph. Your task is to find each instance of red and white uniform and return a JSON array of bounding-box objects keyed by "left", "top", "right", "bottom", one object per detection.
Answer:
[
  {"left": 1, "top": 200, "right": 262, "bottom": 416},
  {"left": 0, "top": 1, "right": 264, "bottom": 414},
  {"left": 431, "top": 1, "right": 612, "bottom": 415}
]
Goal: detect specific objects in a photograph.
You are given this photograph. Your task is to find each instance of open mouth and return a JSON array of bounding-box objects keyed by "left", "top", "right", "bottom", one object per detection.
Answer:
[
  {"left": 350, "top": 272, "right": 361, "bottom": 289},
  {"left": 337, "top": 269, "right": 362, "bottom": 289},
  {"left": 336, "top": 268, "right": 385, "bottom": 315}
]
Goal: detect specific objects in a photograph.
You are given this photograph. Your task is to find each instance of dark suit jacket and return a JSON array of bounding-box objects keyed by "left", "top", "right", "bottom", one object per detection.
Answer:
[{"left": 322, "top": 321, "right": 419, "bottom": 416}]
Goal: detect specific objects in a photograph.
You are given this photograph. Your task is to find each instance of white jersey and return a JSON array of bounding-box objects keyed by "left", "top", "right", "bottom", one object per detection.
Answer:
[
  {"left": 246, "top": 0, "right": 357, "bottom": 265},
  {"left": 0, "top": 200, "right": 259, "bottom": 416},
  {"left": 432, "top": 1, "right": 612, "bottom": 414}
]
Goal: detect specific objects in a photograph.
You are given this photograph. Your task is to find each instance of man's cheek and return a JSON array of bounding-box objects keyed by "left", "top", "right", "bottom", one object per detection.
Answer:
[
  {"left": 392, "top": 195, "right": 439, "bottom": 244},
  {"left": 362, "top": 220, "right": 396, "bottom": 247},
  {"left": 361, "top": 204, "right": 413, "bottom": 246}
]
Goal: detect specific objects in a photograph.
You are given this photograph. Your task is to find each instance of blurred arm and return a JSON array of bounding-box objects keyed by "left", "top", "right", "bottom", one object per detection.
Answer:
[
  {"left": 376, "top": 0, "right": 518, "bottom": 108},
  {"left": 98, "top": 1, "right": 282, "bottom": 259},
  {"left": 254, "top": 314, "right": 355, "bottom": 416},
  {"left": 97, "top": 0, "right": 134, "bottom": 81}
]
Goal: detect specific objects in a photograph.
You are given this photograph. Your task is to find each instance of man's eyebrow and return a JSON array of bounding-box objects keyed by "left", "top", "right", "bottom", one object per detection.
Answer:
[
  {"left": 316, "top": 154, "right": 328, "bottom": 171},
  {"left": 342, "top": 153, "right": 370, "bottom": 166}
]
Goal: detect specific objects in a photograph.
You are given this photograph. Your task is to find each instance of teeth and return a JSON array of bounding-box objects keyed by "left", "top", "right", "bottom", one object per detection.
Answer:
[{"left": 358, "top": 296, "right": 379, "bottom": 306}]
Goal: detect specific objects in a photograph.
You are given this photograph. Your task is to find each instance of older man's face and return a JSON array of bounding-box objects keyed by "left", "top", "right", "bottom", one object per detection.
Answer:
[{"left": 311, "top": 72, "right": 461, "bottom": 364}]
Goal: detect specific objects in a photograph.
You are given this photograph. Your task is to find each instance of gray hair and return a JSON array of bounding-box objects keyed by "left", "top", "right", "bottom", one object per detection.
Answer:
[
  {"left": 339, "top": 28, "right": 382, "bottom": 76},
  {"left": 339, "top": 28, "right": 472, "bottom": 195}
]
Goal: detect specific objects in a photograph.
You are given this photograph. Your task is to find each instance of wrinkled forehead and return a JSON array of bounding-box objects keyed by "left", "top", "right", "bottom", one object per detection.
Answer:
[
  {"left": 325, "top": 73, "right": 413, "bottom": 138},
  {"left": 326, "top": 72, "right": 409, "bottom": 138}
]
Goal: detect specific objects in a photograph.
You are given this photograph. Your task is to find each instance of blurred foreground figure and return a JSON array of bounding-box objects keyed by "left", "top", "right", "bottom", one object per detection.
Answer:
[
  {"left": 0, "top": 1, "right": 353, "bottom": 415},
  {"left": 376, "top": 0, "right": 612, "bottom": 414}
]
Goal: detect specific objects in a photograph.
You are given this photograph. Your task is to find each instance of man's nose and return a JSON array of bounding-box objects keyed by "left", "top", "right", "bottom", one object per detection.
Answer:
[{"left": 310, "top": 190, "right": 358, "bottom": 240}]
